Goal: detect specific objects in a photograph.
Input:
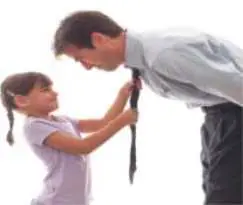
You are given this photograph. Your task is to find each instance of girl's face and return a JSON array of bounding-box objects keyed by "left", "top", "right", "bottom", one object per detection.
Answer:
[{"left": 16, "top": 83, "right": 59, "bottom": 116}]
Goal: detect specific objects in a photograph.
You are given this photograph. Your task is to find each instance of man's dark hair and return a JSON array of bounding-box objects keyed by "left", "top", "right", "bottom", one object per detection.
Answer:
[
  {"left": 0, "top": 72, "right": 52, "bottom": 146},
  {"left": 53, "top": 10, "right": 124, "bottom": 56}
]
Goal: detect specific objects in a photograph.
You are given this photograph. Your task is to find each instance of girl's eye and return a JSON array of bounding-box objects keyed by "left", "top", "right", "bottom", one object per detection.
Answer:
[{"left": 41, "top": 87, "right": 50, "bottom": 92}]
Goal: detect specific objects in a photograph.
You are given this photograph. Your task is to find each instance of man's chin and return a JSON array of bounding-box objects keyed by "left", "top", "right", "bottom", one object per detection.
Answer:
[{"left": 99, "top": 65, "right": 118, "bottom": 72}]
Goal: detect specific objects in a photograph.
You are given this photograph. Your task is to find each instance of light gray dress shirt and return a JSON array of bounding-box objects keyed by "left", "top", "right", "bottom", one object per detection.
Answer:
[{"left": 125, "top": 29, "right": 243, "bottom": 108}]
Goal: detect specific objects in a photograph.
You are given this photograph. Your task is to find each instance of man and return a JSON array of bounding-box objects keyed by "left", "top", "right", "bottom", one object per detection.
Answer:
[{"left": 53, "top": 10, "right": 243, "bottom": 205}]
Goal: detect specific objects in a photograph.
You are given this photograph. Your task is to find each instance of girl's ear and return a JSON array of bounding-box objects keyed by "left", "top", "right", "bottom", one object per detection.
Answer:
[{"left": 14, "top": 95, "right": 30, "bottom": 108}]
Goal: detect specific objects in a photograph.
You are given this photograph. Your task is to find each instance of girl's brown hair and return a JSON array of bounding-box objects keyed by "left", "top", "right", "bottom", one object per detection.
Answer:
[{"left": 0, "top": 72, "right": 52, "bottom": 145}]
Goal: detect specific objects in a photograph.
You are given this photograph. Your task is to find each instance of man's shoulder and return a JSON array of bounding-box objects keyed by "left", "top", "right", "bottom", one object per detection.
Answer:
[
  {"left": 125, "top": 28, "right": 209, "bottom": 68},
  {"left": 138, "top": 28, "right": 210, "bottom": 61},
  {"left": 139, "top": 28, "right": 208, "bottom": 47}
]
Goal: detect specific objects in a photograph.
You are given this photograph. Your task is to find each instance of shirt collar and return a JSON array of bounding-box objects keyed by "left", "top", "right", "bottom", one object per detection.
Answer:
[{"left": 124, "top": 30, "right": 147, "bottom": 70}]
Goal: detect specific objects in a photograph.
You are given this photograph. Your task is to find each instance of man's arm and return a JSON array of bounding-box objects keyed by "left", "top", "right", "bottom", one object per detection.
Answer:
[{"left": 153, "top": 46, "right": 243, "bottom": 106}]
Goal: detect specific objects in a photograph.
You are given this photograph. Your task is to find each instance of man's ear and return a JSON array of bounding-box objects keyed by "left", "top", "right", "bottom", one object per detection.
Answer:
[
  {"left": 14, "top": 95, "right": 30, "bottom": 108},
  {"left": 91, "top": 32, "right": 109, "bottom": 48}
]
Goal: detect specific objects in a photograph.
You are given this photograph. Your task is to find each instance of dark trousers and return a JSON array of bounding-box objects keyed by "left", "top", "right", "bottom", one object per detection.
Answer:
[{"left": 201, "top": 103, "right": 242, "bottom": 205}]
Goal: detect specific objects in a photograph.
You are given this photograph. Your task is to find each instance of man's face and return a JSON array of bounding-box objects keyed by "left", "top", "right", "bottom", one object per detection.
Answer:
[{"left": 64, "top": 33, "right": 122, "bottom": 71}]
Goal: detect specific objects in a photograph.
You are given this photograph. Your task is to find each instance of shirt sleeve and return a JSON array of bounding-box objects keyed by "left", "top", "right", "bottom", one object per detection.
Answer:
[
  {"left": 153, "top": 44, "right": 243, "bottom": 106},
  {"left": 24, "top": 119, "right": 59, "bottom": 146}
]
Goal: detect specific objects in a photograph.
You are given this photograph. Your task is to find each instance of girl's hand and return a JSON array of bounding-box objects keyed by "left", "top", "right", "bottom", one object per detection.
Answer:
[
  {"left": 120, "top": 108, "right": 138, "bottom": 125},
  {"left": 119, "top": 79, "right": 142, "bottom": 98}
]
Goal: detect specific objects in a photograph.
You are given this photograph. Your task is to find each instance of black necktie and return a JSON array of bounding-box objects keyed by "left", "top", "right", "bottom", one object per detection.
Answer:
[{"left": 129, "top": 68, "right": 140, "bottom": 184}]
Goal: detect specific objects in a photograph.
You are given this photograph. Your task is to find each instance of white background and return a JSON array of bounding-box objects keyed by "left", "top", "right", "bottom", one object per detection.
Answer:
[{"left": 0, "top": 1, "right": 242, "bottom": 204}]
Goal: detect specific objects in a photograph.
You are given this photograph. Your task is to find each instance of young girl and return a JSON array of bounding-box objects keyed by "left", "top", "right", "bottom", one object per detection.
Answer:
[{"left": 0, "top": 71, "right": 138, "bottom": 205}]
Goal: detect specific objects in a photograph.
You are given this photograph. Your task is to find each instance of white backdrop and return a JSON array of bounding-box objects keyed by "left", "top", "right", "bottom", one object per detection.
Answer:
[{"left": 0, "top": 1, "right": 242, "bottom": 204}]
